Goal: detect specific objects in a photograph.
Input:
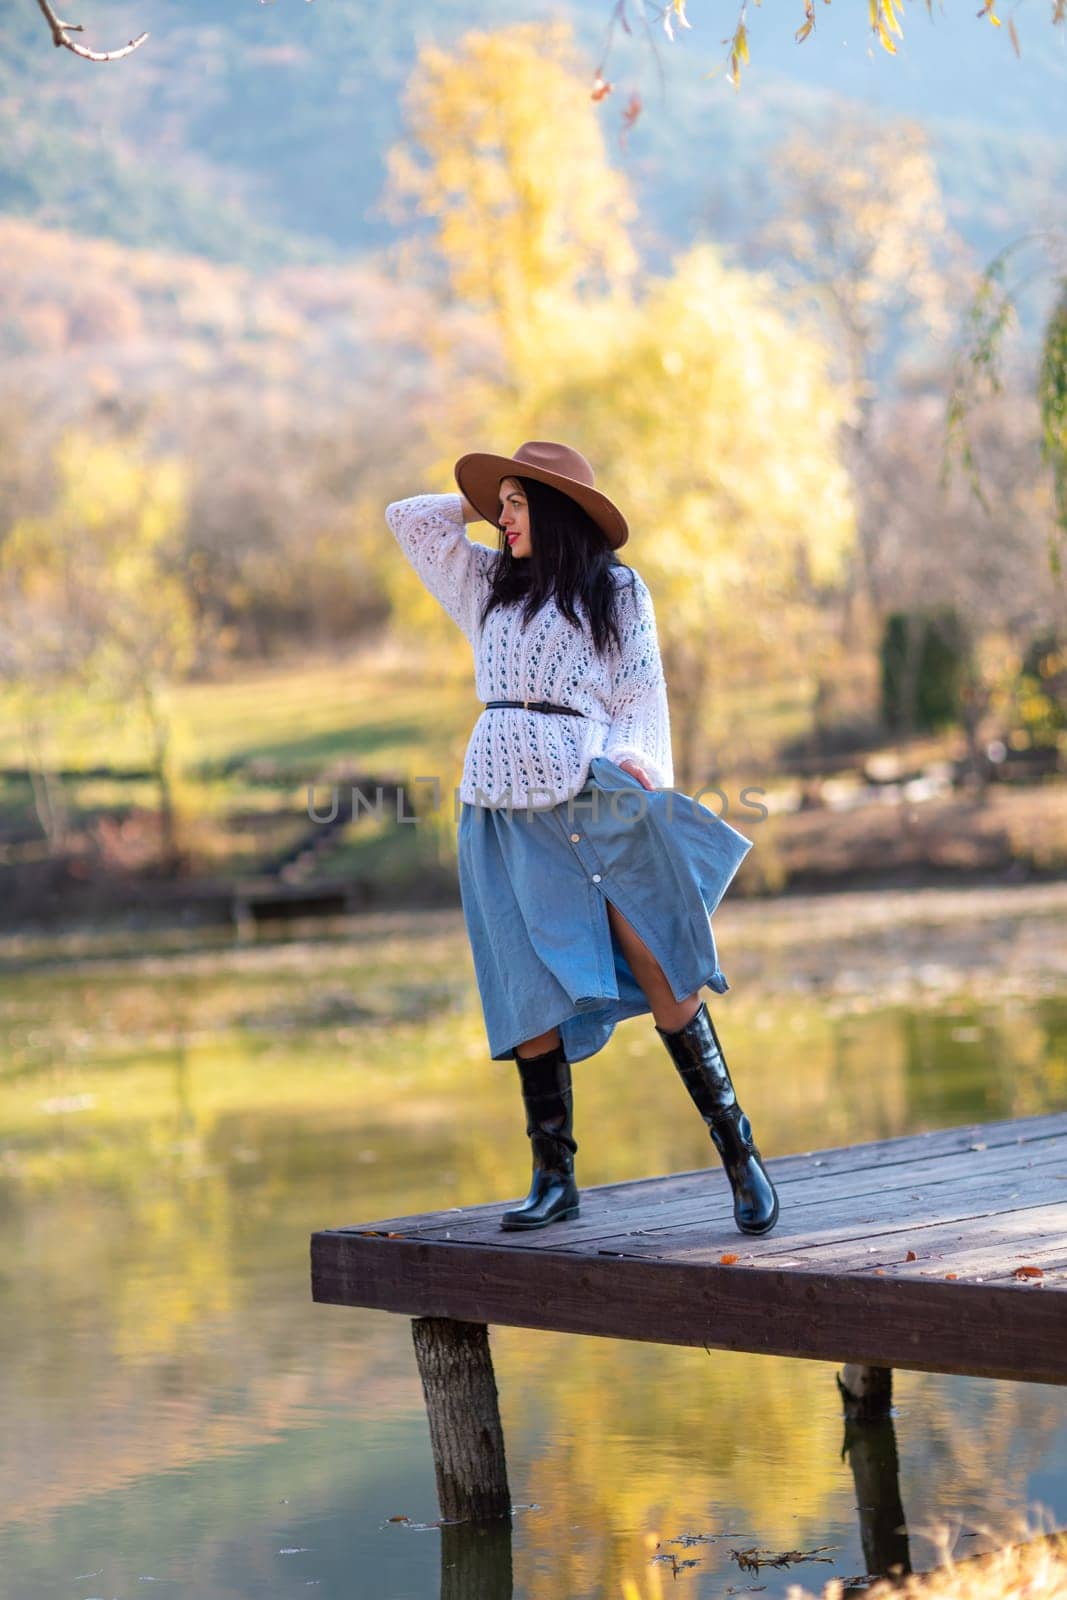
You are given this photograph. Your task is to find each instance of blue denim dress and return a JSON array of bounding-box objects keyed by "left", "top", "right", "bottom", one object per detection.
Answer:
[{"left": 457, "top": 755, "right": 753, "bottom": 1064}]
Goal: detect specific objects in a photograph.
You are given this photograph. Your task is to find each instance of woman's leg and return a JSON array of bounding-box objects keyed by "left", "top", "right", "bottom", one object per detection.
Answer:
[
  {"left": 606, "top": 895, "right": 776, "bottom": 1230},
  {"left": 605, "top": 899, "right": 701, "bottom": 1031},
  {"left": 516, "top": 1025, "right": 561, "bottom": 1059}
]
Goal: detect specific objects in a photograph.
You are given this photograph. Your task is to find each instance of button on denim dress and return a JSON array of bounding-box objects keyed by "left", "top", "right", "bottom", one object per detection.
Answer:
[{"left": 457, "top": 755, "right": 753, "bottom": 1064}]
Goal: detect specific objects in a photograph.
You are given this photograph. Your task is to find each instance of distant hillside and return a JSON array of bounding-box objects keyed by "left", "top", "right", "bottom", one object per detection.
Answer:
[
  {"left": 3, "top": 0, "right": 1066, "bottom": 317},
  {"left": 0, "top": 215, "right": 441, "bottom": 433}
]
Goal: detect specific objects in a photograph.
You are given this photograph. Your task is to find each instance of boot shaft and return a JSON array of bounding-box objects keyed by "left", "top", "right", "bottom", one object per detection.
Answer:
[
  {"left": 501, "top": 1042, "right": 582, "bottom": 1229},
  {"left": 514, "top": 1042, "right": 578, "bottom": 1160},
  {"left": 655, "top": 1000, "right": 737, "bottom": 1122},
  {"left": 654, "top": 1000, "right": 779, "bottom": 1236}
]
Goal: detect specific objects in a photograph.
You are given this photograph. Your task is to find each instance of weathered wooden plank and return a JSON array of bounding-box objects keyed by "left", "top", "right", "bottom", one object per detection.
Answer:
[
  {"left": 580, "top": 1205, "right": 1067, "bottom": 1275},
  {"left": 553, "top": 1167, "right": 1064, "bottom": 1259},
  {"left": 311, "top": 1231, "right": 1067, "bottom": 1384},
  {"left": 448, "top": 1147, "right": 1060, "bottom": 1248},
  {"left": 859, "top": 1241, "right": 1067, "bottom": 1284},
  {"left": 342, "top": 1145, "right": 1067, "bottom": 1253},
  {"left": 341, "top": 1112, "right": 1066, "bottom": 1241},
  {"left": 736, "top": 1204, "right": 1067, "bottom": 1274}
]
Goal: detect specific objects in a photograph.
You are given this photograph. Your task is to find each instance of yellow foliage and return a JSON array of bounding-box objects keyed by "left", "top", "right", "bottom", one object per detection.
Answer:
[
  {"left": 1, "top": 427, "right": 196, "bottom": 846},
  {"left": 4, "top": 428, "right": 191, "bottom": 659},
  {"left": 383, "top": 21, "right": 638, "bottom": 367}
]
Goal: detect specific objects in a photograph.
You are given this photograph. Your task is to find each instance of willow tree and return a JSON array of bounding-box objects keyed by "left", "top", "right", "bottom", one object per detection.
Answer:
[{"left": 948, "top": 236, "right": 1067, "bottom": 591}]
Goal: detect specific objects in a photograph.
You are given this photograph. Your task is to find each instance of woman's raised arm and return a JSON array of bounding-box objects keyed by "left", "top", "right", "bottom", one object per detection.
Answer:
[{"left": 385, "top": 492, "right": 499, "bottom": 643}]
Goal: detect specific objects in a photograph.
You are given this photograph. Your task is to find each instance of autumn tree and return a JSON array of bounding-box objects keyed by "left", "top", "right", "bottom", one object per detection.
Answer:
[
  {"left": 383, "top": 21, "right": 638, "bottom": 374},
  {"left": 377, "top": 21, "right": 856, "bottom": 788},
  {"left": 1, "top": 428, "right": 196, "bottom": 870},
  {"left": 756, "top": 111, "right": 965, "bottom": 631}
]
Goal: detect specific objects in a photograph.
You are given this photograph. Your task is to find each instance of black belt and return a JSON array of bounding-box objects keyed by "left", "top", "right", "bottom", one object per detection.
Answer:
[{"left": 483, "top": 699, "right": 585, "bottom": 717}]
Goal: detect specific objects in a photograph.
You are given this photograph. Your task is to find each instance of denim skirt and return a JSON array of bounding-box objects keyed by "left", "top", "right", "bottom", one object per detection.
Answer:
[{"left": 456, "top": 756, "right": 754, "bottom": 1065}]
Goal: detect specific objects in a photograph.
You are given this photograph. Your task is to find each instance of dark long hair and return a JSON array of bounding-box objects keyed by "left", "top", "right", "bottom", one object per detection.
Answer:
[{"left": 477, "top": 475, "right": 634, "bottom": 657}]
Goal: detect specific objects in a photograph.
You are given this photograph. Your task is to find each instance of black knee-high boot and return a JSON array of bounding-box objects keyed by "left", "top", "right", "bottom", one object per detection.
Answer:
[
  {"left": 500, "top": 1041, "right": 580, "bottom": 1231},
  {"left": 655, "top": 1000, "right": 779, "bottom": 1236}
]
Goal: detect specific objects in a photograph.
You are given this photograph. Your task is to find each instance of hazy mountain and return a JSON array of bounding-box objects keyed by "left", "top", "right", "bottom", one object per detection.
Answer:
[{"left": 3, "top": 0, "right": 1066, "bottom": 310}]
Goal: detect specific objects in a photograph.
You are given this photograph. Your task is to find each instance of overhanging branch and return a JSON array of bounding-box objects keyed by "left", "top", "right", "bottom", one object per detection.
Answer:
[{"left": 35, "top": 0, "right": 148, "bottom": 61}]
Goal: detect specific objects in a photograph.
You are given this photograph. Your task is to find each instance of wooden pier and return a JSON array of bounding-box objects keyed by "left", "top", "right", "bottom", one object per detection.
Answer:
[
  {"left": 313, "top": 1110, "right": 1066, "bottom": 1383},
  {"left": 311, "top": 1111, "right": 1067, "bottom": 1589}
]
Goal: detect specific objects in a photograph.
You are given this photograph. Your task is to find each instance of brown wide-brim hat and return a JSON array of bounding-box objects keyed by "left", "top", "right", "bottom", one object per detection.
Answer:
[{"left": 454, "top": 440, "right": 629, "bottom": 550}]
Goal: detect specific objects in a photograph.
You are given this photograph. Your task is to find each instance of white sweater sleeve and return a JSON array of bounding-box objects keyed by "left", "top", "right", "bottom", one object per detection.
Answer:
[
  {"left": 385, "top": 492, "right": 499, "bottom": 643},
  {"left": 602, "top": 571, "right": 675, "bottom": 790}
]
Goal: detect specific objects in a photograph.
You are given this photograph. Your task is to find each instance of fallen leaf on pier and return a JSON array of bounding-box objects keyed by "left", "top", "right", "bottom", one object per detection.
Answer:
[
  {"left": 945, "top": 1273, "right": 958, "bottom": 1280},
  {"left": 905, "top": 1250, "right": 917, "bottom": 1261},
  {"left": 719, "top": 1252, "right": 739, "bottom": 1265},
  {"left": 1013, "top": 1265, "right": 1044, "bottom": 1279}
]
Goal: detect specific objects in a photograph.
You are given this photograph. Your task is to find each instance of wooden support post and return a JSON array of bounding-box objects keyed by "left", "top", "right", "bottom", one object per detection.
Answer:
[
  {"left": 837, "top": 1365, "right": 911, "bottom": 1582},
  {"left": 838, "top": 1363, "right": 894, "bottom": 1422},
  {"left": 411, "top": 1317, "right": 511, "bottom": 1524}
]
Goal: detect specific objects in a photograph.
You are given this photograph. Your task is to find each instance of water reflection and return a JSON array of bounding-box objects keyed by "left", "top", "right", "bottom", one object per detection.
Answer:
[
  {"left": 440, "top": 1519, "right": 513, "bottom": 1600},
  {"left": 838, "top": 1367, "right": 911, "bottom": 1588},
  {"left": 0, "top": 898, "right": 1064, "bottom": 1598}
]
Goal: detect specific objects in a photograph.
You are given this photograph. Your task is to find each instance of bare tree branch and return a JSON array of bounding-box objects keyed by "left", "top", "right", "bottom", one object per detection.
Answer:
[{"left": 35, "top": 0, "right": 148, "bottom": 61}]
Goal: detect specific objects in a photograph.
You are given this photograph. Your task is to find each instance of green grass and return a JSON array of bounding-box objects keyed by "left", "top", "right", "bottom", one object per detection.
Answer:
[
  {"left": 0, "top": 642, "right": 479, "bottom": 888},
  {"left": 0, "top": 646, "right": 474, "bottom": 772}
]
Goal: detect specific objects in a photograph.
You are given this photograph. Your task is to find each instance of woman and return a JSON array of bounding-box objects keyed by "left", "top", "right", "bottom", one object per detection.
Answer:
[{"left": 385, "top": 441, "right": 778, "bottom": 1238}]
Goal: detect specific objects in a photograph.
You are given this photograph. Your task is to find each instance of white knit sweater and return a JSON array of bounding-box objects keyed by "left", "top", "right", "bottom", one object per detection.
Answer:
[{"left": 385, "top": 493, "right": 674, "bottom": 810}]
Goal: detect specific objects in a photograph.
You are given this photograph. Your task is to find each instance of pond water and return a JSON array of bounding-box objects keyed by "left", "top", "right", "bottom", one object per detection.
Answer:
[{"left": 1, "top": 884, "right": 1065, "bottom": 1600}]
